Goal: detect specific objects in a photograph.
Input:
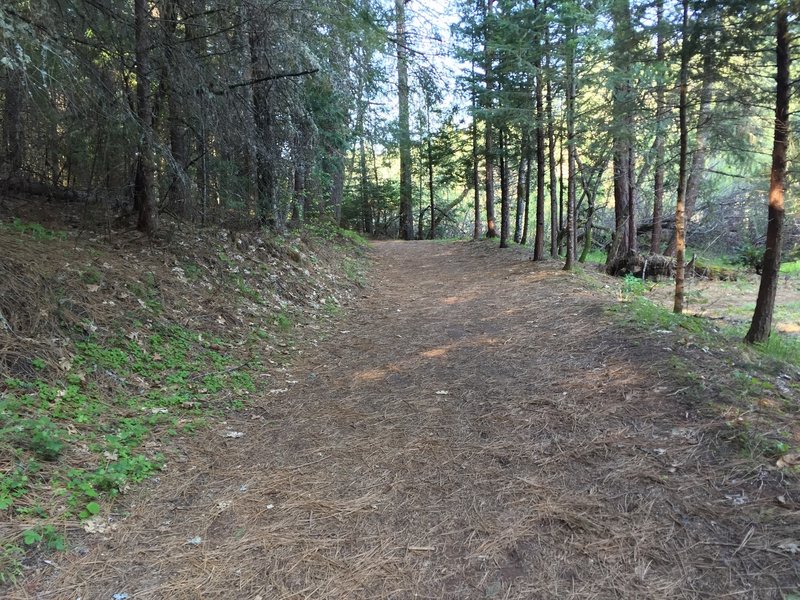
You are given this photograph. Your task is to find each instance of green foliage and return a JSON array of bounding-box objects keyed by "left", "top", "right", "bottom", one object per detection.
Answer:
[
  {"left": 21, "top": 525, "right": 65, "bottom": 551},
  {"left": 5, "top": 417, "right": 66, "bottom": 461},
  {"left": 274, "top": 312, "right": 293, "bottom": 330},
  {"left": 583, "top": 249, "right": 606, "bottom": 265},
  {"left": 8, "top": 219, "right": 66, "bottom": 240},
  {"left": 342, "top": 257, "right": 366, "bottom": 287},
  {"left": 734, "top": 244, "right": 764, "bottom": 272},
  {"left": 780, "top": 260, "right": 800, "bottom": 276},
  {"left": 80, "top": 268, "right": 103, "bottom": 285},
  {"left": 236, "top": 276, "right": 261, "bottom": 303},
  {"left": 0, "top": 467, "right": 29, "bottom": 511},
  {"left": 753, "top": 333, "right": 800, "bottom": 365},
  {"left": 303, "top": 222, "right": 367, "bottom": 246},
  {"left": 621, "top": 274, "right": 646, "bottom": 298},
  {"left": 0, "top": 544, "right": 23, "bottom": 584}
]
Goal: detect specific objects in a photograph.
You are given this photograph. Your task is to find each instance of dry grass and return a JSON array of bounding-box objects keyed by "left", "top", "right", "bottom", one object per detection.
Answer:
[{"left": 7, "top": 240, "right": 800, "bottom": 599}]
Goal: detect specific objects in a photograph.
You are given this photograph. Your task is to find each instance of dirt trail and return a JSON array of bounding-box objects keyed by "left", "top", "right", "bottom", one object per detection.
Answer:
[{"left": 27, "top": 241, "right": 798, "bottom": 599}]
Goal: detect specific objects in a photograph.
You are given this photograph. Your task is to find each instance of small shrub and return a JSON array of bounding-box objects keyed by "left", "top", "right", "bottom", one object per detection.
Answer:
[
  {"left": 621, "top": 274, "right": 646, "bottom": 297},
  {"left": 735, "top": 244, "right": 763, "bottom": 273},
  {"left": 0, "top": 544, "right": 23, "bottom": 584}
]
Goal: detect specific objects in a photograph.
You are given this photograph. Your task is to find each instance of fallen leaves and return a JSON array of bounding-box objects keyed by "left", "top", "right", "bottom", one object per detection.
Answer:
[{"left": 776, "top": 453, "right": 800, "bottom": 469}]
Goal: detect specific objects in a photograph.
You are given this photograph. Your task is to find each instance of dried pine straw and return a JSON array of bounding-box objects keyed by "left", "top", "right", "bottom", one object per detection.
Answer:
[{"left": 12, "top": 241, "right": 800, "bottom": 599}]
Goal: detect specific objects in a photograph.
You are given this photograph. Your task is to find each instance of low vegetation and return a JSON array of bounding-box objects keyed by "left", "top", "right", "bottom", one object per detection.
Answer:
[
  {"left": 0, "top": 217, "right": 367, "bottom": 584},
  {"left": 607, "top": 263, "right": 800, "bottom": 473}
]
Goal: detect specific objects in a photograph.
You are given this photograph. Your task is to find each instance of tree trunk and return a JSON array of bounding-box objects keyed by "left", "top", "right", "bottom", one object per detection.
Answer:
[
  {"left": 427, "top": 113, "right": 435, "bottom": 240},
  {"left": 607, "top": 0, "right": 633, "bottom": 265},
  {"left": 359, "top": 135, "right": 372, "bottom": 233},
  {"left": 536, "top": 25, "right": 559, "bottom": 258},
  {"left": 471, "top": 54, "right": 481, "bottom": 240},
  {"left": 564, "top": 23, "right": 577, "bottom": 270},
  {"left": 163, "top": 0, "right": 191, "bottom": 219},
  {"left": 396, "top": 0, "right": 414, "bottom": 240},
  {"left": 135, "top": 0, "right": 157, "bottom": 234},
  {"left": 514, "top": 144, "right": 526, "bottom": 244},
  {"left": 535, "top": 70, "right": 547, "bottom": 260},
  {"left": 483, "top": 0, "right": 498, "bottom": 238},
  {"left": 745, "top": 9, "right": 790, "bottom": 343},
  {"left": 650, "top": 0, "right": 666, "bottom": 254},
  {"left": 521, "top": 153, "right": 532, "bottom": 245},
  {"left": 674, "top": 0, "right": 690, "bottom": 314},
  {"left": 499, "top": 128, "right": 510, "bottom": 248},
  {"left": 2, "top": 68, "right": 24, "bottom": 180},
  {"left": 627, "top": 144, "right": 637, "bottom": 253},
  {"left": 665, "top": 51, "right": 714, "bottom": 256}
]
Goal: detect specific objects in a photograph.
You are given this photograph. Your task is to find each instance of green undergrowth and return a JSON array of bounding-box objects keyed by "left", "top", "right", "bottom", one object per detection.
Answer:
[
  {"left": 0, "top": 323, "right": 267, "bottom": 569},
  {"left": 610, "top": 284, "right": 800, "bottom": 470},
  {"left": 0, "top": 220, "right": 363, "bottom": 584}
]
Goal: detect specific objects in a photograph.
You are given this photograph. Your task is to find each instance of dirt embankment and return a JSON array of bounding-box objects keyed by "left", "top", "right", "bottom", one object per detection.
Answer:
[{"left": 8, "top": 240, "right": 797, "bottom": 599}]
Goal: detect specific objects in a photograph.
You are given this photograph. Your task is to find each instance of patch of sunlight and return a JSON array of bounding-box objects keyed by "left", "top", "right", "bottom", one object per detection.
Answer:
[
  {"left": 421, "top": 347, "right": 450, "bottom": 358},
  {"left": 354, "top": 368, "right": 388, "bottom": 382}
]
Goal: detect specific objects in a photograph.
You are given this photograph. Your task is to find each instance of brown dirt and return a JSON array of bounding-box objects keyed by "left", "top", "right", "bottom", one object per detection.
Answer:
[{"left": 16, "top": 241, "right": 800, "bottom": 599}]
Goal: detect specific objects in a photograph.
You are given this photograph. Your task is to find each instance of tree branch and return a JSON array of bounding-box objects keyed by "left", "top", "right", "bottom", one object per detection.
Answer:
[{"left": 226, "top": 69, "right": 320, "bottom": 91}]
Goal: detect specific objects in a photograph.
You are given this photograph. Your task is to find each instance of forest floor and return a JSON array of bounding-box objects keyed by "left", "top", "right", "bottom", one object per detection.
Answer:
[{"left": 12, "top": 240, "right": 800, "bottom": 599}]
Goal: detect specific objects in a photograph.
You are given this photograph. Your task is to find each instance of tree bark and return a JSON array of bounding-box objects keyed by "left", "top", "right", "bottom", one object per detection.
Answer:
[
  {"left": 607, "top": 0, "right": 633, "bottom": 265},
  {"left": 650, "top": 0, "right": 666, "bottom": 254},
  {"left": 396, "top": 0, "right": 414, "bottom": 240},
  {"left": 546, "top": 22, "right": 558, "bottom": 258},
  {"left": 471, "top": 58, "right": 481, "bottom": 240},
  {"left": 745, "top": 9, "right": 790, "bottom": 343},
  {"left": 674, "top": 0, "right": 690, "bottom": 314},
  {"left": 499, "top": 128, "right": 510, "bottom": 248},
  {"left": 521, "top": 153, "right": 532, "bottom": 245},
  {"left": 135, "top": 0, "right": 157, "bottom": 234},
  {"left": 564, "top": 22, "right": 577, "bottom": 270},
  {"left": 514, "top": 143, "right": 526, "bottom": 244},
  {"left": 483, "top": 0, "right": 498, "bottom": 238},
  {"left": 2, "top": 68, "right": 24, "bottom": 180},
  {"left": 665, "top": 51, "right": 714, "bottom": 256}
]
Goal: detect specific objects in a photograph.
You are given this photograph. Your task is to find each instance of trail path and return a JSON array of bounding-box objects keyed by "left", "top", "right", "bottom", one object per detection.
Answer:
[{"left": 32, "top": 242, "right": 797, "bottom": 599}]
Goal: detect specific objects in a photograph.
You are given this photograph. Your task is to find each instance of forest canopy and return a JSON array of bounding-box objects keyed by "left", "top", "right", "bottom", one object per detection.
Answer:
[{"left": 0, "top": 0, "right": 796, "bottom": 260}]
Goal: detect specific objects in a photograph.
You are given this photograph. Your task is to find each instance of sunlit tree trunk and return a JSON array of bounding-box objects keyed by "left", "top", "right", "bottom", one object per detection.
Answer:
[{"left": 745, "top": 8, "right": 790, "bottom": 343}]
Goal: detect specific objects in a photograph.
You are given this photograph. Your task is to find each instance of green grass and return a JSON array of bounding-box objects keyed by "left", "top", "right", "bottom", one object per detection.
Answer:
[
  {"left": 7, "top": 218, "right": 67, "bottom": 241},
  {"left": 611, "top": 293, "right": 800, "bottom": 467},
  {"left": 780, "top": 260, "right": 800, "bottom": 276},
  {"left": 0, "top": 322, "right": 266, "bottom": 549},
  {"left": 754, "top": 332, "right": 800, "bottom": 365},
  {"left": 581, "top": 249, "right": 606, "bottom": 265}
]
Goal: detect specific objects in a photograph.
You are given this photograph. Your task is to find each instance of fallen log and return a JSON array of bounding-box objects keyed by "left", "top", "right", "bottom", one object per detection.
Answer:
[
  {"left": 2, "top": 178, "right": 90, "bottom": 203},
  {"left": 607, "top": 251, "right": 674, "bottom": 280},
  {"left": 606, "top": 251, "right": 739, "bottom": 281}
]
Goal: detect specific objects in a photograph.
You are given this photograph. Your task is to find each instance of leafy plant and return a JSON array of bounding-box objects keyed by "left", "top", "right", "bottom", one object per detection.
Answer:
[
  {"left": 621, "top": 274, "right": 646, "bottom": 298},
  {"left": 735, "top": 244, "right": 763, "bottom": 273},
  {"left": 0, "top": 544, "right": 23, "bottom": 584}
]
